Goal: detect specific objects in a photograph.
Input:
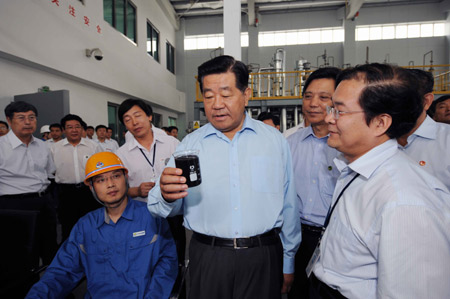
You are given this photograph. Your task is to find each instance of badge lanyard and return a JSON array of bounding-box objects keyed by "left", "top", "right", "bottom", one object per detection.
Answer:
[
  {"left": 306, "top": 173, "right": 360, "bottom": 277},
  {"left": 139, "top": 143, "right": 157, "bottom": 179}
]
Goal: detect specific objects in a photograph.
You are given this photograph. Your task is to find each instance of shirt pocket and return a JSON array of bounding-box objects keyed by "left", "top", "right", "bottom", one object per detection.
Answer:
[
  {"left": 128, "top": 233, "right": 157, "bottom": 277},
  {"left": 251, "top": 156, "right": 282, "bottom": 194},
  {"left": 83, "top": 244, "right": 110, "bottom": 281}
]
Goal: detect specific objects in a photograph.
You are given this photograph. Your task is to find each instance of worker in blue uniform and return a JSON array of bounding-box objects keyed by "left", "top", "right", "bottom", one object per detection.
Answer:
[{"left": 26, "top": 152, "right": 178, "bottom": 298}]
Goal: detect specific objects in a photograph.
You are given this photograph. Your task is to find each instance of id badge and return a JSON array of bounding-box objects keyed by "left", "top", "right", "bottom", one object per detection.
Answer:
[{"left": 306, "top": 244, "right": 321, "bottom": 278}]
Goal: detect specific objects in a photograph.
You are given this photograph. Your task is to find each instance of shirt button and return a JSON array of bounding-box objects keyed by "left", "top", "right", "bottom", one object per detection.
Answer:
[
  {"left": 235, "top": 232, "right": 239, "bottom": 235},
  {"left": 234, "top": 207, "right": 238, "bottom": 210},
  {"left": 312, "top": 180, "right": 316, "bottom": 184},
  {"left": 309, "top": 199, "right": 312, "bottom": 202},
  {"left": 314, "top": 162, "right": 318, "bottom": 165}
]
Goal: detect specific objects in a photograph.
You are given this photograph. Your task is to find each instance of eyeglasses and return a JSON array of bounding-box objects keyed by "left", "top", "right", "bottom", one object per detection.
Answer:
[
  {"left": 14, "top": 115, "right": 37, "bottom": 122},
  {"left": 93, "top": 172, "right": 124, "bottom": 185},
  {"left": 326, "top": 106, "right": 364, "bottom": 120}
]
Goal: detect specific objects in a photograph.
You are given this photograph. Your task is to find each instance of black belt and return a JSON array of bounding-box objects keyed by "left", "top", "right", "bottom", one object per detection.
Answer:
[
  {"left": 301, "top": 223, "right": 324, "bottom": 234},
  {"left": 58, "top": 182, "right": 86, "bottom": 189},
  {"left": 0, "top": 187, "right": 50, "bottom": 199},
  {"left": 310, "top": 273, "right": 346, "bottom": 299},
  {"left": 192, "top": 228, "right": 280, "bottom": 249}
]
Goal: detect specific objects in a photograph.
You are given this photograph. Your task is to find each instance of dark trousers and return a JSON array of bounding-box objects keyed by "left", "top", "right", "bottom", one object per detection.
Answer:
[
  {"left": 309, "top": 273, "right": 346, "bottom": 299},
  {"left": 289, "top": 224, "right": 322, "bottom": 299},
  {"left": 188, "top": 234, "right": 283, "bottom": 299},
  {"left": 57, "top": 184, "right": 101, "bottom": 242},
  {"left": 0, "top": 192, "right": 57, "bottom": 265}
]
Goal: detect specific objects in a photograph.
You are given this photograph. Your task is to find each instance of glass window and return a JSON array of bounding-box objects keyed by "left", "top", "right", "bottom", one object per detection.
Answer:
[
  {"left": 286, "top": 31, "right": 298, "bottom": 45},
  {"left": 407, "top": 24, "right": 420, "bottom": 38},
  {"left": 166, "top": 42, "right": 175, "bottom": 74},
  {"left": 241, "top": 33, "right": 249, "bottom": 47},
  {"left": 103, "top": 0, "right": 137, "bottom": 43},
  {"left": 126, "top": 2, "right": 136, "bottom": 42},
  {"left": 382, "top": 26, "right": 395, "bottom": 40},
  {"left": 108, "top": 103, "right": 126, "bottom": 145},
  {"left": 369, "top": 26, "right": 382, "bottom": 40},
  {"left": 396, "top": 25, "right": 407, "bottom": 38},
  {"left": 184, "top": 37, "right": 196, "bottom": 50},
  {"left": 434, "top": 23, "right": 445, "bottom": 36},
  {"left": 147, "top": 22, "right": 159, "bottom": 61},
  {"left": 356, "top": 27, "right": 369, "bottom": 41},
  {"left": 333, "top": 29, "right": 344, "bottom": 42},
  {"left": 298, "top": 31, "right": 309, "bottom": 44},
  {"left": 420, "top": 23, "right": 433, "bottom": 37},
  {"left": 309, "top": 30, "right": 321, "bottom": 44},
  {"left": 321, "top": 29, "right": 333, "bottom": 43}
]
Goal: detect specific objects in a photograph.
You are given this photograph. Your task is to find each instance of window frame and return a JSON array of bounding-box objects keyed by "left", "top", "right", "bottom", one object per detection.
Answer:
[
  {"left": 104, "top": 0, "right": 137, "bottom": 43},
  {"left": 147, "top": 20, "right": 160, "bottom": 62},
  {"left": 166, "top": 41, "right": 175, "bottom": 74}
]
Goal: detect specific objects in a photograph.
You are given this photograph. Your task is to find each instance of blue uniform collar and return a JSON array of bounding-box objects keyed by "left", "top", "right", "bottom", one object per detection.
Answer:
[{"left": 99, "top": 197, "right": 135, "bottom": 226}]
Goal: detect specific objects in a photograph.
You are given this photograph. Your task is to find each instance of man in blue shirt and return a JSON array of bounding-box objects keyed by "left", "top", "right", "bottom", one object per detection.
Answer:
[
  {"left": 311, "top": 63, "right": 450, "bottom": 298},
  {"left": 287, "top": 67, "right": 341, "bottom": 299},
  {"left": 27, "top": 152, "right": 178, "bottom": 298},
  {"left": 148, "top": 55, "right": 300, "bottom": 299},
  {"left": 397, "top": 69, "right": 450, "bottom": 191}
]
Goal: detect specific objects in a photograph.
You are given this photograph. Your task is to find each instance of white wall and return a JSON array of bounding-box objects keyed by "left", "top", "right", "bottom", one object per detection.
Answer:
[{"left": 0, "top": 0, "right": 185, "bottom": 127}]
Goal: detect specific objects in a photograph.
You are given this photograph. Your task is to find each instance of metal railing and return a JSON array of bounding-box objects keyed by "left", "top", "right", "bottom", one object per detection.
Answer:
[{"left": 195, "top": 64, "right": 450, "bottom": 102}]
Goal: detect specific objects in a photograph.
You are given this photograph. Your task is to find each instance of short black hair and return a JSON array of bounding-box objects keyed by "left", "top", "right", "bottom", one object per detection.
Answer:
[
  {"left": 49, "top": 123, "right": 62, "bottom": 130},
  {"left": 5, "top": 101, "right": 38, "bottom": 118},
  {"left": 257, "top": 112, "right": 280, "bottom": 126},
  {"left": 80, "top": 120, "right": 87, "bottom": 131},
  {"left": 87, "top": 126, "right": 94, "bottom": 130},
  {"left": 60, "top": 114, "right": 83, "bottom": 128},
  {"left": 107, "top": 127, "right": 113, "bottom": 131},
  {"left": 0, "top": 120, "right": 9, "bottom": 129},
  {"left": 406, "top": 69, "right": 434, "bottom": 105},
  {"left": 303, "top": 67, "right": 341, "bottom": 96},
  {"left": 118, "top": 98, "right": 153, "bottom": 125},
  {"left": 198, "top": 55, "right": 249, "bottom": 93},
  {"left": 336, "top": 63, "right": 422, "bottom": 139},
  {"left": 95, "top": 124, "right": 107, "bottom": 132},
  {"left": 428, "top": 95, "right": 450, "bottom": 118},
  {"left": 168, "top": 126, "right": 178, "bottom": 132}
]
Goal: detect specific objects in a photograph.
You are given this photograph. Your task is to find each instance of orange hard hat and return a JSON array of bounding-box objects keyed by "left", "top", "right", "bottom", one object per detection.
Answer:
[{"left": 84, "top": 152, "right": 128, "bottom": 185}]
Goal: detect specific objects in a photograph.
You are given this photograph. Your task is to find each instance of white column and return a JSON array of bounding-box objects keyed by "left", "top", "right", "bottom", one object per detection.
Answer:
[{"left": 224, "top": 0, "right": 241, "bottom": 60}]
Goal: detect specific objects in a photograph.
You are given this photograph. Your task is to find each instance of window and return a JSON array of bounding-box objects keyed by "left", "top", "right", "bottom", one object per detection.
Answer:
[
  {"left": 184, "top": 33, "right": 249, "bottom": 50},
  {"left": 147, "top": 22, "right": 159, "bottom": 61},
  {"left": 166, "top": 42, "right": 175, "bottom": 74},
  {"left": 103, "top": 0, "right": 137, "bottom": 43},
  {"left": 356, "top": 21, "right": 445, "bottom": 41},
  {"left": 108, "top": 103, "right": 126, "bottom": 145},
  {"left": 258, "top": 27, "right": 344, "bottom": 47}
]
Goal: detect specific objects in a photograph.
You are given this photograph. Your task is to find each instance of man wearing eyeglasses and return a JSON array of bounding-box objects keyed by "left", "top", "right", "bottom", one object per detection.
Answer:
[
  {"left": 0, "top": 101, "right": 57, "bottom": 265},
  {"left": 310, "top": 64, "right": 450, "bottom": 298},
  {"left": 51, "top": 114, "right": 102, "bottom": 242},
  {"left": 286, "top": 67, "right": 341, "bottom": 299},
  {"left": 26, "top": 152, "right": 178, "bottom": 298}
]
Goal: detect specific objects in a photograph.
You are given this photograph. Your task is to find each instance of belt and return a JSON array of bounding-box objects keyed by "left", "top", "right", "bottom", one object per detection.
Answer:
[
  {"left": 192, "top": 228, "right": 280, "bottom": 249},
  {"left": 59, "top": 182, "right": 86, "bottom": 188},
  {"left": 0, "top": 187, "right": 50, "bottom": 199},
  {"left": 301, "top": 223, "right": 324, "bottom": 234},
  {"left": 310, "top": 273, "right": 346, "bottom": 299}
]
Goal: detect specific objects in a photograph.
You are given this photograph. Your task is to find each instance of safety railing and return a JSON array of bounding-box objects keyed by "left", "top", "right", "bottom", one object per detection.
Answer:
[{"left": 195, "top": 64, "right": 450, "bottom": 102}]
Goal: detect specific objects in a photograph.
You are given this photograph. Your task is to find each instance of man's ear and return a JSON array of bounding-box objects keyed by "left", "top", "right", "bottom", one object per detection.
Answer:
[
  {"left": 243, "top": 87, "right": 251, "bottom": 106},
  {"left": 423, "top": 93, "right": 434, "bottom": 111},
  {"left": 370, "top": 113, "right": 392, "bottom": 137}
]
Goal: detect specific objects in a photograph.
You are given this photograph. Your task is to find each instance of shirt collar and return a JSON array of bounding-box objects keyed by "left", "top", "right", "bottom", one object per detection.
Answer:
[
  {"left": 62, "top": 138, "right": 87, "bottom": 146},
  {"left": 334, "top": 139, "right": 398, "bottom": 180},
  {"left": 98, "top": 197, "right": 134, "bottom": 227},
  {"left": 408, "top": 115, "right": 437, "bottom": 141},
  {"left": 127, "top": 127, "right": 162, "bottom": 151},
  {"left": 203, "top": 112, "right": 256, "bottom": 140},
  {"left": 7, "top": 130, "right": 38, "bottom": 149}
]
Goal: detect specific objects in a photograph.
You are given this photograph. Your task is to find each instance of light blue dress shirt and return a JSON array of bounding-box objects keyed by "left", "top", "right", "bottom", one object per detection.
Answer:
[
  {"left": 313, "top": 139, "right": 450, "bottom": 298},
  {"left": 398, "top": 116, "right": 450, "bottom": 191},
  {"left": 287, "top": 126, "right": 340, "bottom": 226},
  {"left": 148, "top": 114, "right": 301, "bottom": 274}
]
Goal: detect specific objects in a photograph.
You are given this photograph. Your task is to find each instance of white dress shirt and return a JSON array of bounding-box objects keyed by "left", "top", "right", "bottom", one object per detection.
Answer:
[
  {"left": 117, "top": 127, "right": 180, "bottom": 202},
  {"left": 398, "top": 116, "right": 450, "bottom": 191},
  {"left": 0, "top": 130, "right": 55, "bottom": 195},
  {"left": 51, "top": 138, "right": 102, "bottom": 184},
  {"left": 95, "top": 139, "right": 119, "bottom": 153},
  {"left": 313, "top": 139, "right": 450, "bottom": 298}
]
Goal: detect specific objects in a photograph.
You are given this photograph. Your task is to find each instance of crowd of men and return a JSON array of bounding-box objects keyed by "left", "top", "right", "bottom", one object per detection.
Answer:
[{"left": 1, "top": 55, "right": 449, "bottom": 298}]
